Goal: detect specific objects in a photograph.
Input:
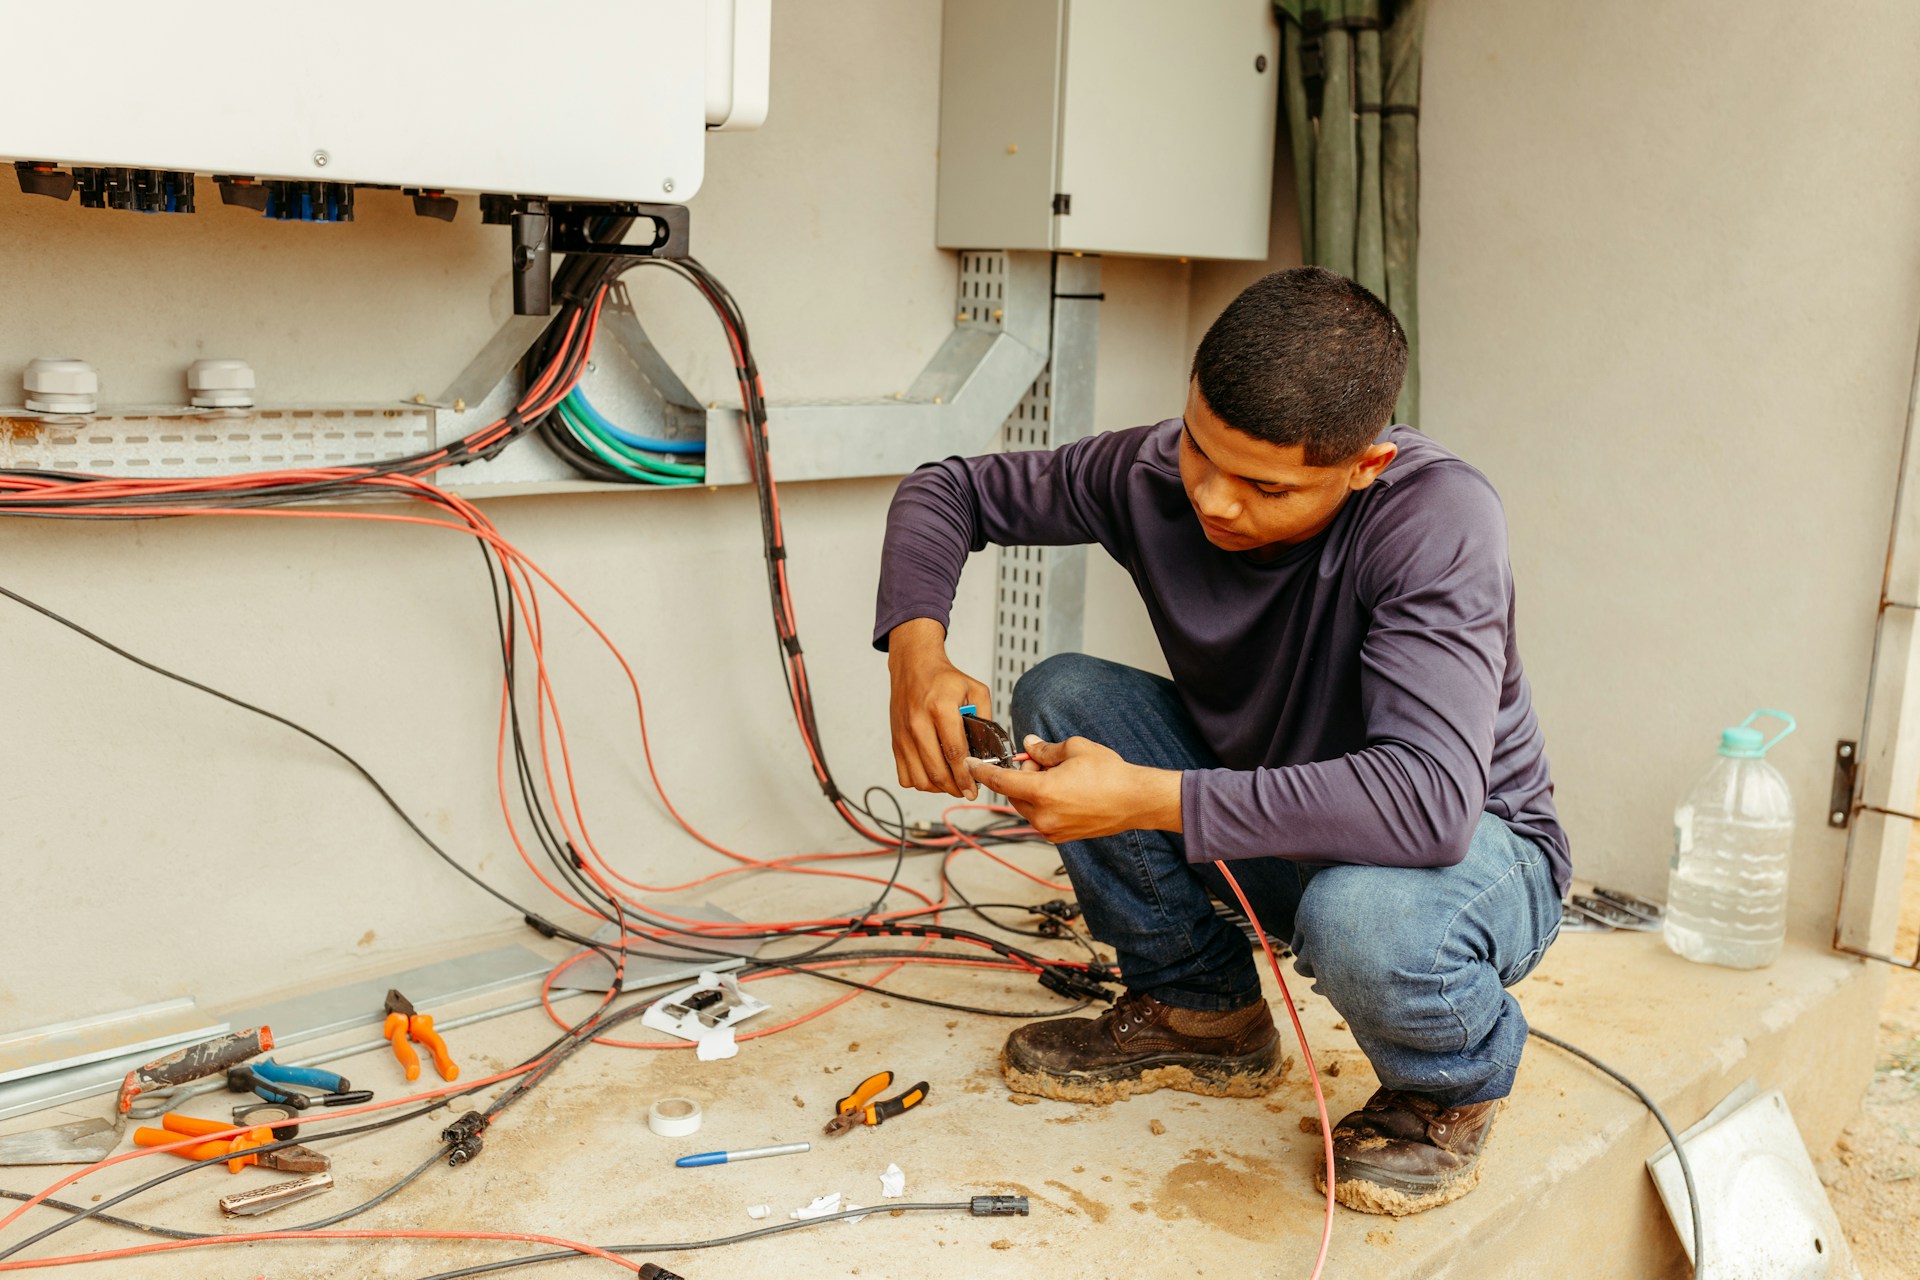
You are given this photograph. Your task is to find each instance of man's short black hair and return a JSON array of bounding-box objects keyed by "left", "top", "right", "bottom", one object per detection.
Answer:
[{"left": 1190, "top": 266, "right": 1408, "bottom": 465}]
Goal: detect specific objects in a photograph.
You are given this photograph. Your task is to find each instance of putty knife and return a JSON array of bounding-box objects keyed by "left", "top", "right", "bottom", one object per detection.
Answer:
[{"left": 0, "top": 1116, "right": 122, "bottom": 1165}]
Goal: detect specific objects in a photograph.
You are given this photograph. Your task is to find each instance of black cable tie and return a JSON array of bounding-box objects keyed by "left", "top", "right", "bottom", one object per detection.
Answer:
[
  {"left": 782, "top": 635, "right": 804, "bottom": 656},
  {"left": 523, "top": 914, "right": 560, "bottom": 939},
  {"left": 768, "top": 544, "right": 787, "bottom": 561}
]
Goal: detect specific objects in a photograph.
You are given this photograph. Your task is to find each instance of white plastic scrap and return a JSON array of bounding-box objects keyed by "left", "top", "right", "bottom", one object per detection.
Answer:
[
  {"left": 790, "top": 1193, "right": 842, "bottom": 1220},
  {"left": 880, "top": 1164, "right": 906, "bottom": 1198},
  {"left": 745, "top": 1204, "right": 771, "bottom": 1220},
  {"left": 788, "top": 1192, "right": 869, "bottom": 1224},
  {"left": 640, "top": 972, "right": 768, "bottom": 1059}
]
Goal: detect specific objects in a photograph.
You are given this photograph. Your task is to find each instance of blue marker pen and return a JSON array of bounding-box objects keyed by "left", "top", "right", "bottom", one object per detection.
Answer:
[{"left": 675, "top": 1141, "right": 811, "bottom": 1168}]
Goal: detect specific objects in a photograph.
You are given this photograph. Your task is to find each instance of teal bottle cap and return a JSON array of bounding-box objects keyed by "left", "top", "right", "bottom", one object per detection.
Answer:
[{"left": 1722, "top": 709, "right": 1796, "bottom": 757}]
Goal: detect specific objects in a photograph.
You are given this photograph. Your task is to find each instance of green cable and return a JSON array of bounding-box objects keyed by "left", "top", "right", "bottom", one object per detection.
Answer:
[
  {"left": 563, "top": 416, "right": 699, "bottom": 485},
  {"left": 557, "top": 399, "right": 706, "bottom": 479},
  {"left": 555, "top": 403, "right": 702, "bottom": 485}
]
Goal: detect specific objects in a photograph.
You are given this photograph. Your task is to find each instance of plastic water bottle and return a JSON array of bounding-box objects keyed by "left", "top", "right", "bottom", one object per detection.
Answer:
[{"left": 1663, "top": 710, "right": 1797, "bottom": 969}]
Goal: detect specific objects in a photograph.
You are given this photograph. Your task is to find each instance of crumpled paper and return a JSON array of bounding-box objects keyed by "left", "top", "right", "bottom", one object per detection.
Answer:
[
  {"left": 880, "top": 1164, "right": 906, "bottom": 1198},
  {"left": 694, "top": 1026, "right": 738, "bottom": 1061}
]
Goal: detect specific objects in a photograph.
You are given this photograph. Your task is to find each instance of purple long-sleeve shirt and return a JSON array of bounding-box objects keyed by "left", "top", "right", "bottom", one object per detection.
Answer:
[{"left": 874, "top": 421, "right": 1570, "bottom": 895}]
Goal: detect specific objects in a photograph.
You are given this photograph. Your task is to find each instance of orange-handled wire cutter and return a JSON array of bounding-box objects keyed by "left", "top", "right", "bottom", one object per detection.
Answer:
[
  {"left": 132, "top": 1113, "right": 329, "bottom": 1174},
  {"left": 383, "top": 989, "right": 459, "bottom": 1082},
  {"left": 822, "top": 1070, "right": 928, "bottom": 1137}
]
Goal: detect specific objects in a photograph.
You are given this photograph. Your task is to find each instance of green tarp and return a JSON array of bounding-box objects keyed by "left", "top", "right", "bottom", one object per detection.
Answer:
[{"left": 1275, "top": 0, "right": 1426, "bottom": 423}]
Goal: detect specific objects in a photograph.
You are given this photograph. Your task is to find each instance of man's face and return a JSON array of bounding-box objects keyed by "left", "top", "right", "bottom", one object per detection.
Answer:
[{"left": 1178, "top": 380, "right": 1398, "bottom": 555}]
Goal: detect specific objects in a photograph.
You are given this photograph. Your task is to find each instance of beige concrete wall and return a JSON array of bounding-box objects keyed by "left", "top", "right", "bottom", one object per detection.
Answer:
[
  {"left": 1170, "top": 1, "right": 1920, "bottom": 946},
  {"left": 0, "top": 1, "right": 1196, "bottom": 1030},
  {"left": 1418, "top": 0, "right": 1920, "bottom": 941}
]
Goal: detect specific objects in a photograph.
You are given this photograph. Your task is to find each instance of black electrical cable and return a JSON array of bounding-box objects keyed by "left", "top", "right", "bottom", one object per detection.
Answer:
[
  {"left": 0, "top": 560, "right": 1096, "bottom": 1013},
  {"left": 0, "top": 1192, "right": 196, "bottom": 1241},
  {"left": 0, "top": 580, "right": 621, "bottom": 970},
  {"left": 0, "top": 1147, "right": 445, "bottom": 1243},
  {"left": 410, "top": 1202, "right": 982, "bottom": 1280},
  {"left": 1529, "top": 1026, "right": 1703, "bottom": 1275},
  {"left": 744, "top": 959, "right": 1088, "bottom": 1019},
  {"left": 938, "top": 855, "right": 1100, "bottom": 958}
]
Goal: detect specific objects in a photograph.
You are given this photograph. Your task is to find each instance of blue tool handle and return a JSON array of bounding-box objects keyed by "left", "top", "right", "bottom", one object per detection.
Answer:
[
  {"left": 252, "top": 1079, "right": 307, "bottom": 1107},
  {"left": 253, "top": 1059, "right": 348, "bottom": 1092},
  {"left": 674, "top": 1151, "right": 727, "bottom": 1168}
]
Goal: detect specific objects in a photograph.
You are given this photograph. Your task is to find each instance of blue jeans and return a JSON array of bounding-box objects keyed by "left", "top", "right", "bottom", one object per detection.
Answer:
[{"left": 1013, "top": 654, "right": 1563, "bottom": 1107}]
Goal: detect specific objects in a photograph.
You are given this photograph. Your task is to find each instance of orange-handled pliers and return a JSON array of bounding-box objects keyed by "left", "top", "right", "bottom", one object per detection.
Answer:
[
  {"left": 383, "top": 988, "right": 459, "bottom": 1082},
  {"left": 132, "top": 1113, "right": 332, "bottom": 1173},
  {"left": 822, "top": 1070, "right": 929, "bottom": 1137}
]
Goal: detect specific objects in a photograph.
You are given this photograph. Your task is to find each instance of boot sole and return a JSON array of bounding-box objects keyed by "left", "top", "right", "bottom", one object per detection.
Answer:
[
  {"left": 1314, "top": 1163, "right": 1483, "bottom": 1217},
  {"left": 1001, "top": 1041, "right": 1289, "bottom": 1104}
]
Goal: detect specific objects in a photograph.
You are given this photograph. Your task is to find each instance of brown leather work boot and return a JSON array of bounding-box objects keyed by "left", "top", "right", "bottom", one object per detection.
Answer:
[
  {"left": 1315, "top": 1087, "right": 1502, "bottom": 1215},
  {"left": 1002, "top": 991, "right": 1287, "bottom": 1103}
]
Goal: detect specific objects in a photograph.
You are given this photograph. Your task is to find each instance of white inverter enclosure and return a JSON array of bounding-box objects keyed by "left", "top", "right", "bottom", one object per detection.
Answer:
[{"left": 0, "top": 0, "right": 759, "bottom": 202}]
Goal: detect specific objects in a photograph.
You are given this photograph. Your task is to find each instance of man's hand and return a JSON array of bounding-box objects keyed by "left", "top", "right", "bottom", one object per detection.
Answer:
[
  {"left": 887, "top": 618, "right": 992, "bottom": 799},
  {"left": 967, "top": 734, "right": 1183, "bottom": 843}
]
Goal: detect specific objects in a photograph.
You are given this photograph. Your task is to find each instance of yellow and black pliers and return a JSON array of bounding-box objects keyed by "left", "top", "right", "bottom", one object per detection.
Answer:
[{"left": 822, "top": 1070, "right": 928, "bottom": 1137}]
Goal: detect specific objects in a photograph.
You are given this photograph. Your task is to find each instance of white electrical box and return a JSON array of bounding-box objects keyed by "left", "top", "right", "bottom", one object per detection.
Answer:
[
  {"left": 0, "top": 0, "right": 769, "bottom": 203},
  {"left": 936, "top": 0, "right": 1280, "bottom": 260}
]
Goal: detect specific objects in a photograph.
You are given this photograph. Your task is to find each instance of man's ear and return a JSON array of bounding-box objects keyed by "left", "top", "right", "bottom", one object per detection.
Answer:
[{"left": 1346, "top": 441, "right": 1398, "bottom": 491}]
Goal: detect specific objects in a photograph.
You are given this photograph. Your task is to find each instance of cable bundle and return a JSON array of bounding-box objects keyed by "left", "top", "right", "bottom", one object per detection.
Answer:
[{"left": 552, "top": 386, "right": 705, "bottom": 485}]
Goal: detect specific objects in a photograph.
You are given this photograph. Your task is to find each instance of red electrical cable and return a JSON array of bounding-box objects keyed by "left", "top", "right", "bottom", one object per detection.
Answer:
[
  {"left": 0, "top": 1229, "right": 641, "bottom": 1275},
  {"left": 1215, "top": 863, "right": 1335, "bottom": 1279}
]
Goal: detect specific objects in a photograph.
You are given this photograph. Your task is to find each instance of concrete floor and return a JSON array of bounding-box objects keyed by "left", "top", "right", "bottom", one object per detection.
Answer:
[{"left": 0, "top": 904, "right": 1883, "bottom": 1279}]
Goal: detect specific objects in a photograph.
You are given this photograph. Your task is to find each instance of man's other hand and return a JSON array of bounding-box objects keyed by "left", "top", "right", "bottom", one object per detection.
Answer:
[
  {"left": 967, "top": 734, "right": 1183, "bottom": 843},
  {"left": 887, "top": 618, "right": 992, "bottom": 799}
]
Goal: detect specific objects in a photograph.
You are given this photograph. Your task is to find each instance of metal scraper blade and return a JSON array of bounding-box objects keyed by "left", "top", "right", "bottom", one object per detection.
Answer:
[{"left": 0, "top": 1116, "right": 122, "bottom": 1165}]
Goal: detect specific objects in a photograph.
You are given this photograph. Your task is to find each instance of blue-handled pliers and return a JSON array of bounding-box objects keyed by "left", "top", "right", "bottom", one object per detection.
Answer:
[{"left": 251, "top": 1058, "right": 351, "bottom": 1094}]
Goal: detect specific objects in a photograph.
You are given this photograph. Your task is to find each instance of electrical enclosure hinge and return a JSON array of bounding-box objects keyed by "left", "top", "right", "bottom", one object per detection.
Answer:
[
  {"left": 1051, "top": 193, "right": 1071, "bottom": 216},
  {"left": 1830, "top": 739, "right": 1858, "bottom": 828}
]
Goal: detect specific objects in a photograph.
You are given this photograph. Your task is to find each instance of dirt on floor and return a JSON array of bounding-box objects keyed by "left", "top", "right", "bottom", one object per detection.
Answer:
[{"left": 1819, "top": 835, "right": 1920, "bottom": 1279}]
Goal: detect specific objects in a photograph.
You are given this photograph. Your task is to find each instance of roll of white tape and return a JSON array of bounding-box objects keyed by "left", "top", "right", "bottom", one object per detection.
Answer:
[{"left": 648, "top": 1097, "right": 703, "bottom": 1138}]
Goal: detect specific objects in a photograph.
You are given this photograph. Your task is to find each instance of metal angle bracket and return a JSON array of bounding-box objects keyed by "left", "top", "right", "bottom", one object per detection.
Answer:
[{"left": 1830, "top": 739, "right": 1858, "bottom": 828}]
